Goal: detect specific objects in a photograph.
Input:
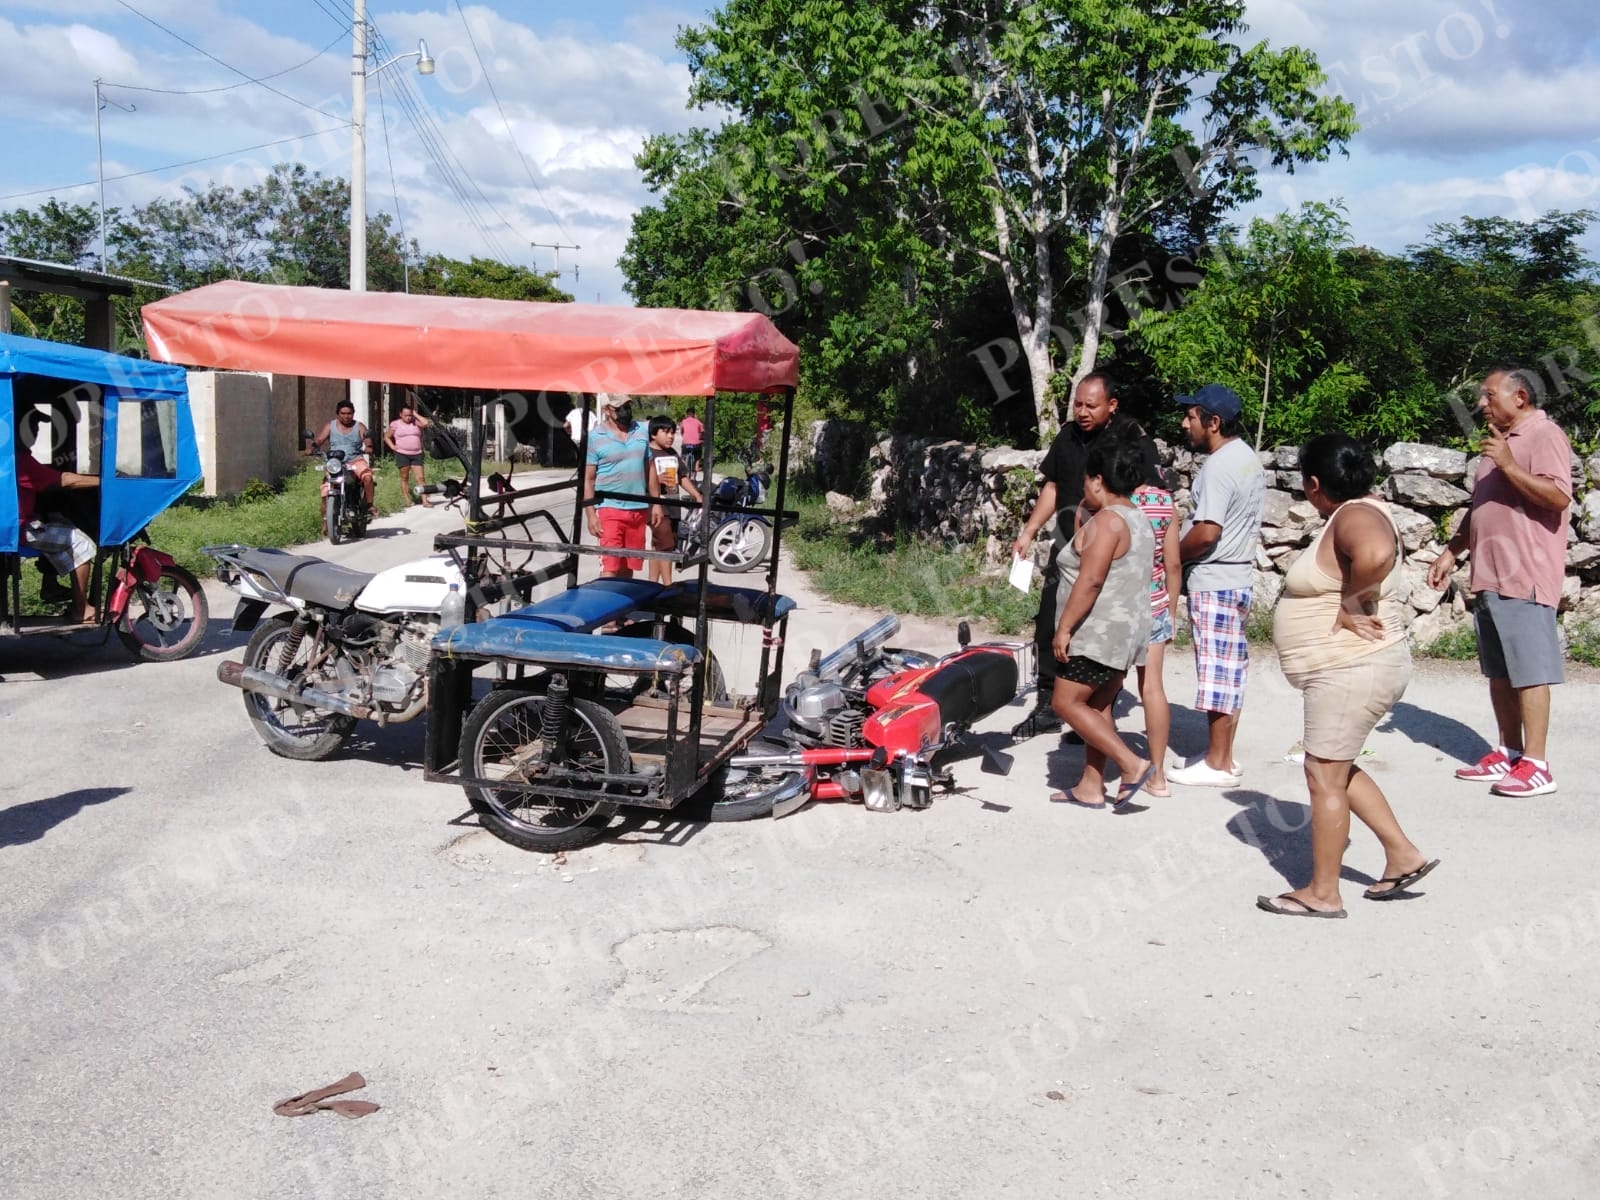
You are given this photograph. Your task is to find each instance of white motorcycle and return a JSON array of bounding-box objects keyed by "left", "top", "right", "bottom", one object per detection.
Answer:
[{"left": 204, "top": 543, "right": 466, "bottom": 760}]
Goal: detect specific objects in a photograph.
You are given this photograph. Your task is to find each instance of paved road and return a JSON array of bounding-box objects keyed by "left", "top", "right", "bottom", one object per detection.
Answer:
[{"left": 2, "top": 491, "right": 1598, "bottom": 1200}]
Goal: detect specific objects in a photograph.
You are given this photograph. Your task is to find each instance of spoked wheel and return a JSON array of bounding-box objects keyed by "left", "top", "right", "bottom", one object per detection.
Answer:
[
  {"left": 692, "top": 749, "right": 808, "bottom": 822},
  {"left": 711, "top": 519, "right": 770, "bottom": 573},
  {"left": 460, "top": 691, "right": 630, "bottom": 853},
  {"left": 116, "top": 565, "right": 210, "bottom": 661},
  {"left": 240, "top": 617, "right": 355, "bottom": 760}
]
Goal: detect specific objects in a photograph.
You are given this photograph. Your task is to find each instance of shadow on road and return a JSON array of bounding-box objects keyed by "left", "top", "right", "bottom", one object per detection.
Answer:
[
  {"left": 1383, "top": 700, "right": 1489, "bottom": 766},
  {"left": 1222, "top": 788, "right": 1375, "bottom": 889},
  {"left": 1, "top": 786, "right": 130, "bottom": 848}
]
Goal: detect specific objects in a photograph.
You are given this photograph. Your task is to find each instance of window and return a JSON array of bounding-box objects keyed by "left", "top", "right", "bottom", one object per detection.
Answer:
[{"left": 114, "top": 398, "right": 178, "bottom": 479}]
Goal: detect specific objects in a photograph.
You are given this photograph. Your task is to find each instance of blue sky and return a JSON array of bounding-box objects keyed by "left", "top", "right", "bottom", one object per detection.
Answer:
[{"left": 1, "top": 0, "right": 1597, "bottom": 307}]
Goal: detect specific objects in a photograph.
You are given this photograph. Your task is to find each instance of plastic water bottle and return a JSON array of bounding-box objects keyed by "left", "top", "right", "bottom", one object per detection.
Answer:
[{"left": 439, "top": 582, "right": 466, "bottom": 631}]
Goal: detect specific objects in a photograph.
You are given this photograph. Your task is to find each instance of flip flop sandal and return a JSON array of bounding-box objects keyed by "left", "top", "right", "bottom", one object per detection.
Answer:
[
  {"left": 273, "top": 1072, "right": 381, "bottom": 1119},
  {"left": 1364, "top": 858, "right": 1441, "bottom": 901},
  {"left": 1114, "top": 763, "right": 1158, "bottom": 806},
  {"left": 1256, "top": 893, "right": 1347, "bottom": 919},
  {"left": 1050, "top": 789, "right": 1108, "bottom": 811}
]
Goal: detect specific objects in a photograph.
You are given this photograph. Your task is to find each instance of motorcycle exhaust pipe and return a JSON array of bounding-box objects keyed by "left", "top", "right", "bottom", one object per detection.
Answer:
[
  {"left": 729, "top": 747, "right": 880, "bottom": 769},
  {"left": 217, "top": 659, "right": 372, "bottom": 719}
]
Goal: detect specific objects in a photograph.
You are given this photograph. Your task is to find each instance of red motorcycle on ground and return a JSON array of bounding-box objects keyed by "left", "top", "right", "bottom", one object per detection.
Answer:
[{"left": 710, "top": 615, "right": 1034, "bottom": 820}]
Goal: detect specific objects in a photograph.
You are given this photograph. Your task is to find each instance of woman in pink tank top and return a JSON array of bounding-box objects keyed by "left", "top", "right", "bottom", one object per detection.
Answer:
[{"left": 384, "top": 402, "right": 433, "bottom": 506}]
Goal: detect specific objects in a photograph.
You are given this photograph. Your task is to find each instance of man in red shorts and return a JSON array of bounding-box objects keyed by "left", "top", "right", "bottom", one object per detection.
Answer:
[{"left": 583, "top": 394, "right": 660, "bottom": 578}]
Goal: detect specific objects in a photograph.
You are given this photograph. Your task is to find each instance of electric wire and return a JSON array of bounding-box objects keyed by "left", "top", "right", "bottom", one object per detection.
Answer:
[
  {"left": 450, "top": 0, "right": 574, "bottom": 245},
  {"left": 374, "top": 68, "right": 411, "bottom": 290},
  {"left": 0, "top": 131, "right": 354, "bottom": 203},
  {"left": 112, "top": 0, "right": 348, "bottom": 123},
  {"left": 99, "top": 31, "right": 347, "bottom": 96}
]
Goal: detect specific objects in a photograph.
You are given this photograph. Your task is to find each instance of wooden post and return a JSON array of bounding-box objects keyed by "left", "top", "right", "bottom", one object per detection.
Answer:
[{"left": 84, "top": 297, "right": 115, "bottom": 351}]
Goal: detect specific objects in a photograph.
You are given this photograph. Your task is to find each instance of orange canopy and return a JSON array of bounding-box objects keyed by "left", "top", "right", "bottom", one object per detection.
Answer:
[{"left": 142, "top": 282, "right": 799, "bottom": 396}]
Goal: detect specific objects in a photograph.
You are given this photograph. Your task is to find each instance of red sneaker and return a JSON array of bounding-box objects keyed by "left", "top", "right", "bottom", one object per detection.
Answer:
[
  {"left": 1490, "top": 758, "right": 1557, "bottom": 797},
  {"left": 1455, "top": 750, "right": 1514, "bottom": 782}
]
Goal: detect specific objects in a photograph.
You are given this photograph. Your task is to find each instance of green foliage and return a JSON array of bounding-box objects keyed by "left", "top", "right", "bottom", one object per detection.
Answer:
[
  {"left": 1416, "top": 624, "right": 1478, "bottom": 661},
  {"left": 409, "top": 255, "right": 569, "bottom": 302},
  {"left": 237, "top": 478, "right": 277, "bottom": 505},
  {"left": 1565, "top": 621, "right": 1600, "bottom": 669},
  {"left": 624, "top": 0, "right": 1356, "bottom": 443},
  {"left": 788, "top": 497, "right": 1037, "bottom": 634}
]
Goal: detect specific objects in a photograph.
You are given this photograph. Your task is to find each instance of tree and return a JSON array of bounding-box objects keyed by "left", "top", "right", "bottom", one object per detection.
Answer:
[
  {"left": 409, "top": 255, "right": 571, "bottom": 302},
  {"left": 1135, "top": 202, "right": 1362, "bottom": 447},
  {"left": 629, "top": 0, "right": 1357, "bottom": 441}
]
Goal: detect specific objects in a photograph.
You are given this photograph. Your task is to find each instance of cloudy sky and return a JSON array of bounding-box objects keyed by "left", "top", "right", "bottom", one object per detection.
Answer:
[{"left": 1, "top": 0, "right": 1596, "bottom": 306}]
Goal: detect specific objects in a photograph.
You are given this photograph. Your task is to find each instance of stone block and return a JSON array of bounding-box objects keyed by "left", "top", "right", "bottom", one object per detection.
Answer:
[
  {"left": 1261, "top": 488, "right": 1295, "bottom": 528},
  {"left": 1384, "top": 473, "right": 1471, "bottom": 509},
  {"left": 1558, "top": 573, "right": 1581, "bottom": 612},
  {"left": 1250, "top": 569, "right": 1283, "bottom": 615},
  {"left": 1273, "top": 445, "right": 1300, "bottom": 471},
  {"left": 1586, "top": 451, "right": 1600, "bottom": 490},
  {"left": 1383, "top": 443, "right": 1468, "bottom": 479},
  {"left": 1389, "top": 506, "right": 1438, "bottom": 554},
  {"left": 1287, "top": 500, "right": 1323, "bottom": 528},
  {"left": 1409, "top": 607, "right": 1468, "bottom": 650},
  {"left": 1403, "top": 560, "right": 1443, "bottom": 613},
  {"left": 1579, "top": 492, "right": 1600, "bottom": 543},
  {"left": 1255, "top": 544, "right": 1276, "bottom": 570},
  {"left": 979, "top": 447, "right": 1043, "bottom": 472},
  {"left": 1261, "top": 524, "right": 1311, "bottom": 548},
  {"left": 1569, "top": 543, "right": 1600, "bottom": 577},
  {"left": 1463, "top": 456, "right": 1481, "bottom": 488}
]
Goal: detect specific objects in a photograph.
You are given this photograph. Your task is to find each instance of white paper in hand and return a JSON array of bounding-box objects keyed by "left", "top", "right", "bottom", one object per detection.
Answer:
[{"left": 1008, "top": 554, "right": 1034, "bottom": 593}]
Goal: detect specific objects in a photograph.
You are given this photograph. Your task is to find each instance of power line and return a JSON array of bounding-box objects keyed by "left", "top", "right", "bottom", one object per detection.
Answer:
[
  {"left": 450, "top": 0, "right": 574, "bottom": 245},
  {"left": 112, "top": 0, "right": 348, "bottom": 123},
  {"left": 370, "top": 24, "right": 518, "bottom": 258},
  {"left": 99, "top": 31, "right": 347, "bottom": 96},
  {"left": 374, "top": 67, "right": 410, "bottom": 290},
  {"left": 0, "top": 131, "right": 353, "bottom": 203}
]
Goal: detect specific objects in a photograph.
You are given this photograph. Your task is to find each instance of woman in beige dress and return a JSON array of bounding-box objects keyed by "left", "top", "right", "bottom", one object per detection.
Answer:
[{"left": 1259, "top": 433, "right": 1439, "bottom": 918}]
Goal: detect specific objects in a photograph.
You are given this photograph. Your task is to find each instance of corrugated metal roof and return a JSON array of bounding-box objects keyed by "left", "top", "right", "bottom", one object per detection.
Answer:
[{"left": 0, "top": 255, "right": 176, "bottom": 295}]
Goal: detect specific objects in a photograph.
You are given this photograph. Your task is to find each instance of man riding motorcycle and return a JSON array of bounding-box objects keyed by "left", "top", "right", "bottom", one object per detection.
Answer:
[{"left": 312, "top": 401, "right": 375, "bottom": 515}]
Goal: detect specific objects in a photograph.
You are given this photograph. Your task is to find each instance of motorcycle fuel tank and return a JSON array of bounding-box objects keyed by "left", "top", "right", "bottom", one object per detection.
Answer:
[{"left": 356, "top": 554, "right": 466, "bottom": 616}]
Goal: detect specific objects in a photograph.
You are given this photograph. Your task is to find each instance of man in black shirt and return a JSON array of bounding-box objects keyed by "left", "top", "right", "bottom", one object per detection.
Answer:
[{"left": 1009, "top": 372, "right": 1164, "bottom": 736}]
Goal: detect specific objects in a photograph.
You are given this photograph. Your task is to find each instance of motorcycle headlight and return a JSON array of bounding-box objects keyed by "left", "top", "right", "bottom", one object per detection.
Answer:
[
  {"left": 326, "top": 459, "right": 344, "bottom": 477},
  {"left": 861, "top": 768, "right": 898, "bottom": 813}
]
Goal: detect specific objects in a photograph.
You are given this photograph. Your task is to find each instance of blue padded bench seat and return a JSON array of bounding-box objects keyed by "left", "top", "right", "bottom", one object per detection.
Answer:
[
  {"left": 433, "top": 622, "right": 700, "bottom": 673},
  {"left": 653, "top": 581, "right": 797, "bottom": 623},
  {"left": 498, "top": 578, "right": 666, "bottom": 633}
]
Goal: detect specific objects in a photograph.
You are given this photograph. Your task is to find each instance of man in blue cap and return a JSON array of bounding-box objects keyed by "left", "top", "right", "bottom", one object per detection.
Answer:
[{"left": 1168, "top": 384, "right": 1266, "bottom": 788}]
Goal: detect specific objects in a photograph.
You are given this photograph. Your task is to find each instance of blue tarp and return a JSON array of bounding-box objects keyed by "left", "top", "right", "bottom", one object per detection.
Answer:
[{"left": 1, "top": 333, "right": 198, "bottom": 553}]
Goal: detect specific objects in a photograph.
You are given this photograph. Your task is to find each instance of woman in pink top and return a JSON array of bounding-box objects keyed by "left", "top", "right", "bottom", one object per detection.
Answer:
[{"left": 384, "top": 403, "right": 433, "bottom": 506}]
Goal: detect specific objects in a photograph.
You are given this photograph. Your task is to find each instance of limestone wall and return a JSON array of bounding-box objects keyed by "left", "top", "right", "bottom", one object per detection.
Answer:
[{"left": 802, "top": 420, "right": 1600, "bottom": 648}]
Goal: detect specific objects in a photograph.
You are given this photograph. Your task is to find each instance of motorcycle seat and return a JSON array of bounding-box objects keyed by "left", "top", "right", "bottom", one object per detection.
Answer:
[
  {"left": 499, "top": 578, "right": 665, "bottom": 633},
  {"left": 911, "top": 650, "right": 1020, "bottom": 728},
  {"left": 234, "top": 547, "right": 322, "bottom": 595},
  {"left": 289, "top": 561, "right": 375, "bottom": 609}
]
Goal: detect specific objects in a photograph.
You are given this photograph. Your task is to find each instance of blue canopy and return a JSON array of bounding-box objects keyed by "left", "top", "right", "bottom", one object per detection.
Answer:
[{"left": 1, "top": 333, "right": 199, "bottom": 553}]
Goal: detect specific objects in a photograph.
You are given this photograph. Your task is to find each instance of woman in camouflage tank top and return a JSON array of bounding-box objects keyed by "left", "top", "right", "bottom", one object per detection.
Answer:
[{"left": 1048, "top": 437, "right": 1158, "bottom": 809}]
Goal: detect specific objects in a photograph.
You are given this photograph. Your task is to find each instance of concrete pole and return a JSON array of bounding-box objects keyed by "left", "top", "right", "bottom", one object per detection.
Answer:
[{"left": 349, "top": 0, "right": 370, "bottom": 427}]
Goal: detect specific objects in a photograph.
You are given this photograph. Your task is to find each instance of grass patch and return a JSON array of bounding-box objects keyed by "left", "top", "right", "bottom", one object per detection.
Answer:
[
  {"left": 1565, "top": 620, "right": 1600, "bottom": 668},
  {"left": 787, "top": 495, "right": 1037, "bottom": 635},
  {"left": 1416, "top": 623, "right": 1478, "bottom": 660}
]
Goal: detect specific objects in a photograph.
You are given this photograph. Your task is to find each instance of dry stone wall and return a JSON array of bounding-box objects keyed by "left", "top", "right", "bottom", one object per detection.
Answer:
[{"left": 800, "top": 419, "right": 1600, "bottom": 650}]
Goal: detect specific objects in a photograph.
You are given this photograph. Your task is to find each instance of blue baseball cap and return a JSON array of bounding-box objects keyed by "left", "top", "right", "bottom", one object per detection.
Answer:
[{"left": 1175, "top": 384, "right": 1243, "bottom": 421}]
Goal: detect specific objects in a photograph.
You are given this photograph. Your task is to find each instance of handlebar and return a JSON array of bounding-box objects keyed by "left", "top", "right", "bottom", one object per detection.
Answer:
[
  {"left": 814, "top": 615, "right": 902, "bottom": 683},
  {"left": 415, "top": 479, "right": 464, "bottom": 498}
]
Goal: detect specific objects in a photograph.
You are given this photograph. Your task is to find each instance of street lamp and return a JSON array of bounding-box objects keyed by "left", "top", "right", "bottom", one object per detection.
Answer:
[
  {"left": 94, "top": 79, "right": 136, "bottom": 275},
  {"left": 350, "top": 1, "right": 434, "bottom": 424}
]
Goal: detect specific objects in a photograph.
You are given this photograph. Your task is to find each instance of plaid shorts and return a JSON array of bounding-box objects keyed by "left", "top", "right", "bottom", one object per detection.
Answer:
[{"left": 1188, "top": 589, "right": 1252, "bottom": 715}]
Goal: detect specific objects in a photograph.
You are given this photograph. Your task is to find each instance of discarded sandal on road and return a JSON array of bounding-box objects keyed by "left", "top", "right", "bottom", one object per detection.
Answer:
[
  {"left": 1364, "top": 858, "right": 1441, "bottom": 901},
  {"left": 274, "top": 1072, "right": 381, "bottom": 1119},
  {"left": 1256, "top": 893, "right": 1347, "bottom": 919}
]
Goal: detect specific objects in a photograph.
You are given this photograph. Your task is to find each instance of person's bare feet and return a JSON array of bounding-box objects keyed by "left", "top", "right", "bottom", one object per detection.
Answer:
[{"left": 1273, "top": 886, "right": 1344, "bottom": 914}]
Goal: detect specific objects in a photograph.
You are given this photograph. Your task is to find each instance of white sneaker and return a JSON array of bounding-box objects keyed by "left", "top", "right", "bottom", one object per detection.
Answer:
[{"left": 1168, "top": 759, "right": 1244, "bottom": 788}]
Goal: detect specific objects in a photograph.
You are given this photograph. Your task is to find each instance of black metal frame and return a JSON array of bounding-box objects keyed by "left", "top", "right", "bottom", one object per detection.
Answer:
[{"left": 422, "top": 387, "right": 799, "bottom": 813}]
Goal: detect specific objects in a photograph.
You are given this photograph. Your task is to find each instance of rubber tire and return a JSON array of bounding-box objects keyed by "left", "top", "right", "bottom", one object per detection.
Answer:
[
  {"left": 116, "top": 565, "right": 210, "bottom": 662},
  {"left": 693, "top": 756, "right": 805, "bottom": 822},
  {"left": 612, "top": 622, "right": 729, "bottom": 704},
  {"left": 460, "top": 691, "right": 630, "bottom": 853},
  {"left": 326, "top": 496, "right": 343, "bottom": 546},
  {"left": 239, "top": 617, "right": 355, "bottom": 760},
  {"left": 711, "top": 518, "right": 770, "bottom": 573}
]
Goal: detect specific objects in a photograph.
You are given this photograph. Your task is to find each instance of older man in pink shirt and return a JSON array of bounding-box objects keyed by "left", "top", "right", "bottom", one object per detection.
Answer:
[{"left": 1428, "top": 366, "right": 1573, "bottom": 796}]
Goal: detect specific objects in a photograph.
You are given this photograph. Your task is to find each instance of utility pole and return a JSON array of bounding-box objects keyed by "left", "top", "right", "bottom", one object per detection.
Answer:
[
  {"left": 93, "top": 80, "right": 134, "bottom": 275},
  {"left": 349, "top": 0, "right": 369, "bottom": 425},
  {"left": 531, "top": 241, "right": 581, "bottom": 280}
]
